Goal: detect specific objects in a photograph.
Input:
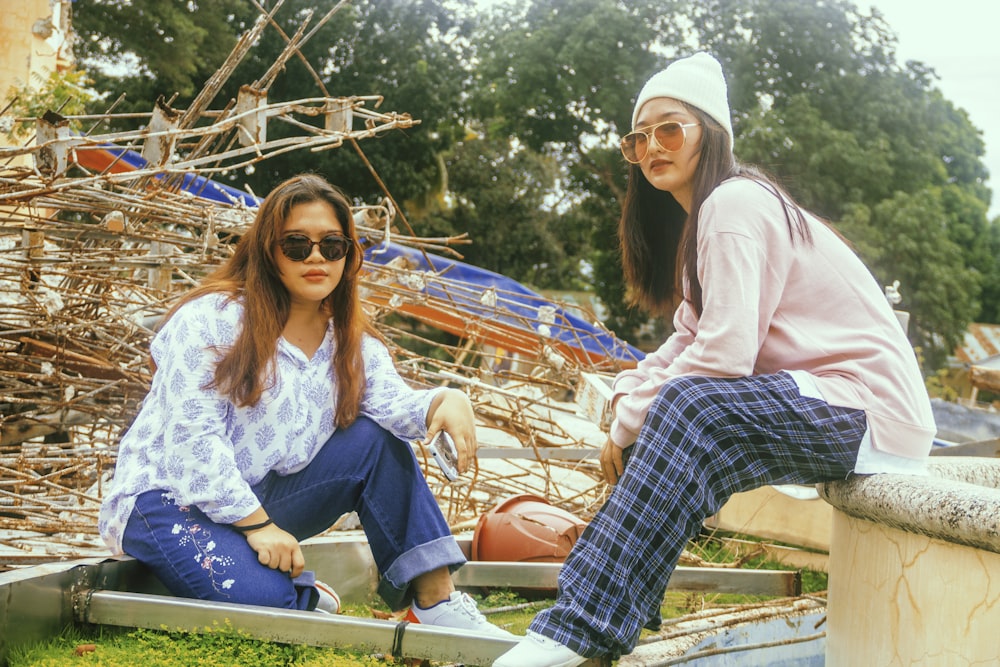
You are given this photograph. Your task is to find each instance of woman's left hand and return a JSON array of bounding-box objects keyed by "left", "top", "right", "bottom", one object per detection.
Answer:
[
  {"left": 426, "top": 389, "right": 477, "bottom": 473},
  {"left": 600, "top": 437, "right": 625, "bottom": 486},
  {"left": 246, "top": 523, "right": 306, "bottom": 578}
]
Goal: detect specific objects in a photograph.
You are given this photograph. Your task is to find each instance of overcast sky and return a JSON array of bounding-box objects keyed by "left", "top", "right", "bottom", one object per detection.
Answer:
[{"left": 866, "top": 0, "right": 1000, "bottom": 218}]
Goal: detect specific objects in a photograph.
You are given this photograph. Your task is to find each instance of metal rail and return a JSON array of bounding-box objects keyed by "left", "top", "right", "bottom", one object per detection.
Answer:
[
  {"left": 454, "top": 562, "right": 801, "bottom": 597},
  {"left": 69, "top": 561, "right": 798, "bottom": 665},
  {"left": 1, "top": 547, "right": 798, "bottom": 665},
  {"left": 74, "top": 589, "right": 522, "bottom": 665}
]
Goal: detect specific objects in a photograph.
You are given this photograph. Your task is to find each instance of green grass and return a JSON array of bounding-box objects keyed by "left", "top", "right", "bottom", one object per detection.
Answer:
[
  {"left": 665, "top": 530, "right": 829, "bottom": 614},
  {"left": 8, "top": 622, "right": 384, "bottom": 667},
  {"left": 10, "top": 537, "right": 827, "bottom": 667}
]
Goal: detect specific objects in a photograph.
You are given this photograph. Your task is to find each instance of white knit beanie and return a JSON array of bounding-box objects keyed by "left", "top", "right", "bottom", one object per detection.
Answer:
[{"left": 631, "top": 52, "right": 733, "bottom": 147}]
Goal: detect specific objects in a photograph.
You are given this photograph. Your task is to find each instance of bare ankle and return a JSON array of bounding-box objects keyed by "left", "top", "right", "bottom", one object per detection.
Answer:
[{"left": 411, "top": 567, "right": 454, "bottom": 608}]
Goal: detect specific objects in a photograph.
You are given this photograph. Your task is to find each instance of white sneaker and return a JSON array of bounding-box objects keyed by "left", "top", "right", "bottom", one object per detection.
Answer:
[
  {"left": 406, "top": 591, "right": 514, "bottom": 637},
  {"left": 313, "top": 580, "right": 341, "bottom": 614},
  {"left": 492, "top": 630, "right": 587, "bottom": 667}
]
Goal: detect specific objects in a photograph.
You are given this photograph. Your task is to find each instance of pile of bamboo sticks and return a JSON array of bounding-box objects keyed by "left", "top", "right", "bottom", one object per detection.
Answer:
[{"left": 0, "top": 1, "right": 635, "bottom": 565}]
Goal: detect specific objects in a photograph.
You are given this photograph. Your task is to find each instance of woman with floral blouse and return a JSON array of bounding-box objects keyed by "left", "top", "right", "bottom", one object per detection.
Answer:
[{"left": 99, "top": 174, "right": 510, "bottom": 635}]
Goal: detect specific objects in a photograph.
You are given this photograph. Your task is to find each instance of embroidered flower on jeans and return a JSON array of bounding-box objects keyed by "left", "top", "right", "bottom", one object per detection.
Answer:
[{"left": 172, "top": 502, "right": 236, "bottom": 597}]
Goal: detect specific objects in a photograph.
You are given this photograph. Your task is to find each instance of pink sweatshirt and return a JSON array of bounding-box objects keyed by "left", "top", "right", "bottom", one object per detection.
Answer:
[{"left": 611, "top": 178, "right": 936, "bottom": 459}]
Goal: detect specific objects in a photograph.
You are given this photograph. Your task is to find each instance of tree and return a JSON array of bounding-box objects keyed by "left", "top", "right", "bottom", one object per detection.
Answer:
[
  {"left": 74, "top": 0, "right": 473, "bottom": 212},
  {"left": 470, "top": 0, "right": 998, "bottom": 356},
  {"left": 3, "top": 69, "right": 95, "bottom": 139},
  {"left": 979, "top": 220, "right": 1000, "bottom": 324},
  {"left": 422, "top": 135, "right": 586, "bottom": 290},
  {"left": 470, "top": 0, "right": 684, "bottom": 149},
  {"left": 468, "top": 0, "right": 691, "bottom": 336},
  {"left": 687, "top": 0, "right": 996, "bottom": 356},
  {"left": 563, "top": 147, "right": 652, "bottom": 337},
  {"left": 839, "top": 189, "right": 980, "bottom": 368},
  {"left": 73, "top": 0, "right": 253, "bottom": 111},
  {"left": 68, "top": 0, "right": 999, "bottom": 369},
  {"left": 238, "top": 0, "right": 475, "bottom": 208}
]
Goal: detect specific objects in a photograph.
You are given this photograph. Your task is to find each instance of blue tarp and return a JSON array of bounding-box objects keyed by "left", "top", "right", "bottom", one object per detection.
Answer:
[
  {"left": 363, "top": 241, "right": 644, "bottom": 363},
  {"left": 82, "top": 145, "right": 262, "bottom": 207}
]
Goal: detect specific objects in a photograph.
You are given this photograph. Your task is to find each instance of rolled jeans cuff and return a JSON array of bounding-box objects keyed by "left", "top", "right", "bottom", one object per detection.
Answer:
[{"left": 379, "top": 535, "right": 466, "bottom": 610}]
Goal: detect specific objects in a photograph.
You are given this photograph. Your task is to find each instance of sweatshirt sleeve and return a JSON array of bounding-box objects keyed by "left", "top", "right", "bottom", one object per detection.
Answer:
[
  {"left": 609, "top": 301, "right": 697, "bottom": 446},
  {"left": 609, "top": 182, "right": 788, "bottom": 447}
]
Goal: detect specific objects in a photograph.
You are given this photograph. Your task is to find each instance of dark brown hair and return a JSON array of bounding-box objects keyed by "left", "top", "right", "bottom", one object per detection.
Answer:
[
  {"left": 164, "top": 173, "right": 371, "bottom": 427},
  {"left": 619, "top": 104, "right": 811, "bottom": 317}
]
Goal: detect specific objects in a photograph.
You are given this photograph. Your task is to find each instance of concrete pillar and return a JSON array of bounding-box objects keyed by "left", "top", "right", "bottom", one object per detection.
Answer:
[{"left": 820, "top": 458, "right": 1000, "bottom": 665}]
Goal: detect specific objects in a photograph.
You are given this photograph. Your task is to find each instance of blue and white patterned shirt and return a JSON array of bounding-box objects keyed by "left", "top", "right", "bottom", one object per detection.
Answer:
[{"left": 98, "top": 293, "right": 441, "bottom": 554}]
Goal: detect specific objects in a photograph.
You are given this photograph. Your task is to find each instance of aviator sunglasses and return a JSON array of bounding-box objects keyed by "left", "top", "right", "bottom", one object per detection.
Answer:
[
  {"left": 278, "top": 233, "right": 352, "bottom": 262},
  {"left": 620, "top": 120, "right": 701, "bottom": 163}
]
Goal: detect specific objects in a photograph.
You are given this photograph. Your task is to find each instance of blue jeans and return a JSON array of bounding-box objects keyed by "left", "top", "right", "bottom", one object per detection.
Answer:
[
  {"left": 530, "top": 372, "right": 867, "bottom": 659},
  {"left": 122, "top": 416, "right": 464, "bottom": 611}
]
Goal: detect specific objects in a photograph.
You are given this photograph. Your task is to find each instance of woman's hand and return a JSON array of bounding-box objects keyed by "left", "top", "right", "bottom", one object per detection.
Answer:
[
  {"left": 235, "top": 510, "right": 305, "bottom": 578},
  {"left": 426, "top": 388, "right": 477, "bottom": 473},
  {"left": 600, "top": 436, "right": 625, "bottom": 486},
  {"left": 244, "top": 522, "right": 305, "bottom": 578}
]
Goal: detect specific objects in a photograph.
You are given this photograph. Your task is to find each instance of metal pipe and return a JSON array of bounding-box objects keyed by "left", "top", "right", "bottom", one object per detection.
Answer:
[
  {"left": 74, "top": 589, "right": 517, "bottom": 665},
  {"left": 452, "top": 562, "right": 801, "bottom": 597}
]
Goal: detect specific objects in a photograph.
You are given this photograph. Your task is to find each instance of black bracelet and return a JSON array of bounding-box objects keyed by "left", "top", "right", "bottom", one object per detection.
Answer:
[{"left": 233, "top": 518, "right": 273, "bottom": 533}]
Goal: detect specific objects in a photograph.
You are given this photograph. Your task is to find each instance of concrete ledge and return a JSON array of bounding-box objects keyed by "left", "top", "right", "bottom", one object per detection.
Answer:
[
  {"left": 817, "top": 457, "right": 1000, "bottom": 555},
  {"left": 819, "top": 456, "right": 1000, "bottom": 666}
]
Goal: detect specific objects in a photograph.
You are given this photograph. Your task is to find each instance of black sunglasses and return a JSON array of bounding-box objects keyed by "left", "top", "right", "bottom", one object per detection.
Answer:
[{"left": 278, "top": 233, "right": 352, "bottom": 262}]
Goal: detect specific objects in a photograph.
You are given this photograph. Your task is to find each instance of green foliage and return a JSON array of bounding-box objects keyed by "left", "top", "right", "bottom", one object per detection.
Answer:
[
  {"left": 661, "top": 532, "right": 829, "bottom": 616},
  {"left": 978, "top": 221, "right": 1000, "bottom": 323},
  {"left": 73, "top": 0, "right": 252, "bottom": 103},
  {"left": 8, "top": 622, "right": 381, "bottom": 667},
  {"left": 70, "top": 0, "right": 999, "bottom": 370},
  {"left": 3, "top": 68, "right": 95, "bottom": 139},
  {"left": 244, "top": 0, "right": 474, "bottom": 206},
  {"left": 11, "top": 563, "right": 825, "bottom": 665},
  {"left": 925, "top": 367, "right": 960, "bottom": 402},
  {"left": 838, "top": 189, "right": 980, "bottom": 368},
  {"left": 470, "top": 0, "right": 682, "bottom": 149},
  {"left": 738, "top": 92, "right": 895, "bottom": 220},
  {"left": 423, "top": 135, "right": 590, "bottom": 289}
]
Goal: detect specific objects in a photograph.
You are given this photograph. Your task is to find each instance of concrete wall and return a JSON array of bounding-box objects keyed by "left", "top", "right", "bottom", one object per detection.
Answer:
[
  {"left": 1, "top": 0, "right": 72, "bottom": 162},
  {"left": 820, "top": 458, "right": 1000, "bottom": 666},
  {"left": 0, "top": 0, "right": 71, "bottom": 91}
]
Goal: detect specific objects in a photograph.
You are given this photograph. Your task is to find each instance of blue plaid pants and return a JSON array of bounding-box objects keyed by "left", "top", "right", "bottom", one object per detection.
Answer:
[{"left": 530, "top": 372, "right": 866, "bottom": 659}]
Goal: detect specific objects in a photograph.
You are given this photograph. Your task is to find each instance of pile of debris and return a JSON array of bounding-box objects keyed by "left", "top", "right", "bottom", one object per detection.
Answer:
[{"left": 0, "top": 2, "right": 638, "bottom": 566}]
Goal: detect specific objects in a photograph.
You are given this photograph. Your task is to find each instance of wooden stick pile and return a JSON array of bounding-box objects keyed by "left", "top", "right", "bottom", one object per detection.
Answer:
[{"left": 0, "top": 3, "right": 635, "bottom": 565}]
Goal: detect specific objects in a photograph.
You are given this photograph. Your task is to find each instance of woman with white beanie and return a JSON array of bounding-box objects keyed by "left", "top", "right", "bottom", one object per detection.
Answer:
[{"left": 494, "top": 52, "right": 934, "bottom": 667}]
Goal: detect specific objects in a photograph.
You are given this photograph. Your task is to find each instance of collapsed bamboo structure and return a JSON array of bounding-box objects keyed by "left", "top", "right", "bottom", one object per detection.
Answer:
[{"left": 0, "top": 2, "right": 639, "bottom": 567}]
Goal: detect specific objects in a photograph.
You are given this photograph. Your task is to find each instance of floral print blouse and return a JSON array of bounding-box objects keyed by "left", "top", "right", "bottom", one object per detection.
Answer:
[{"left": 98, "top": 292, "right": 441, "bottom": 554}]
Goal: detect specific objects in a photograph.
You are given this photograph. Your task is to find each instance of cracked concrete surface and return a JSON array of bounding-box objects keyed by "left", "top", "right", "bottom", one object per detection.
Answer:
[{"left": 820, "top": 458, "right": 1000, "bottom": 665}]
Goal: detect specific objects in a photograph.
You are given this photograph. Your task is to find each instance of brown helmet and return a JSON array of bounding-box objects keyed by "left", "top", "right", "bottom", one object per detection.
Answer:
[{"left": 472, "top": 494, "right": 588, "bottom": 562}]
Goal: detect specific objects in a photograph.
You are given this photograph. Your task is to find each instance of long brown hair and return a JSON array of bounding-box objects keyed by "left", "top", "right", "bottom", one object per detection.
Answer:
[
  {"left": 163, "top": 173, "right": 371, "bottom": 427},
  {"left": 619, "top": 104, "right": 811, "bottom": 317}
]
